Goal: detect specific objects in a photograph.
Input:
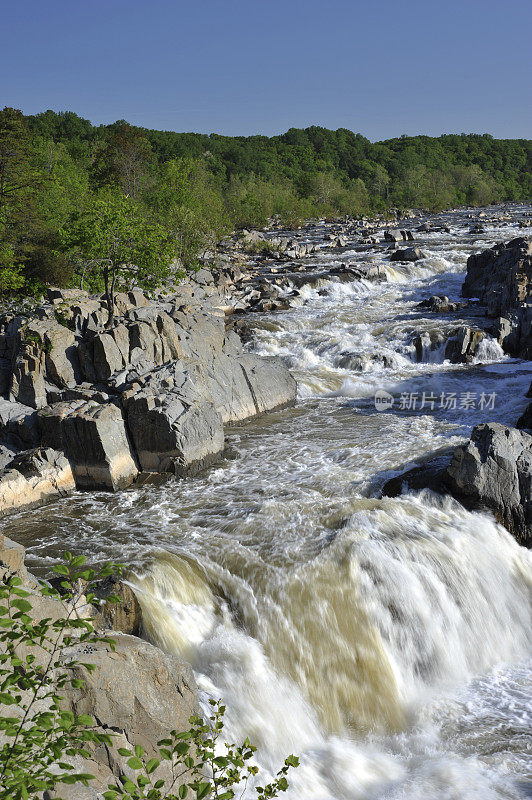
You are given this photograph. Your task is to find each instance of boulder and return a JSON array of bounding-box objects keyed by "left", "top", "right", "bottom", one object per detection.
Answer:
[
  {"left": 412, "top": 330, "right": 446, "bottom": 362},
  {"left": 390, "top": 247, "right": 426, "bottom": 263},
  {"left": 416, "top": 295, "right": 467, "bottom": 313},
  {"left": 0, "top": 448, "right": 75, "bottom": 517},
  {"left": 444, "top": 326, "right": 485, "bottom": 363},
  {"left": 61, "top": 402, "right": 139, "bottom": 490},
  {"left": 445, "top": 423, "right": 532, "bottom": 546},
  {"left": 64, "top": 634, "right": 199, "bottom": 757},
  {"left": 384, "top": 229, "right": 403, "bottom": 243},
  {"left": 124, "top": 369, "right": 224, "bottom": 476},
  {"left": 381, "top": 447, "right": 453, "bottom": 497},
  {"left": 92, "top": 576, "right": 143, "bottom": 637}
]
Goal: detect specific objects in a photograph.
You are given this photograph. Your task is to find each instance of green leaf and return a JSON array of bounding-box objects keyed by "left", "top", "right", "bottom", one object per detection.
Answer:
[
  {"left": 196, "top": 781, "right": 212, "bottom": 800},
  {"left": 178, "top": 784, "right": 188, "bottom": 798},
  {"left": 126, "top": 756, "right": 144, "bottom": 770},
  {"left": 145, "top": 757, "right": 160, "bottom": 774},
  {"left": 11, "top": 598, "right": 32, "bottom": 613},
  {"left": 75, "top": 714, "right": 94, "bottom": 726}
]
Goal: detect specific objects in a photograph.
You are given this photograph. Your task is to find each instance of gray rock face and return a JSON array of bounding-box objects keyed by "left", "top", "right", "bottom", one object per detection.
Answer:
[
  {"left": 124, "top": 368, "right": 224, "bottom": 476},
  {"left": 462, "top": 237, "right": 532, "bottom": 357},
  {"left": 92, "top": 576, "right": 143, "bottom": 637},
  {"left": 446, "top": 423, "right": 532, "bottom": 546},
  {"left": 61, "top": 402, "right": 139, "bottom": 490},
  {"left": 0, "top": 276, "right": 297, "bottom": 506},
  {"left": 64, "top": 634, "right": 199, "bottom": 757},
  {"left": 0, "top": 447, "right": 75, "bottom": 517},
  {"left": 517, "top": 401, "right": 532, "bottom": 430}
]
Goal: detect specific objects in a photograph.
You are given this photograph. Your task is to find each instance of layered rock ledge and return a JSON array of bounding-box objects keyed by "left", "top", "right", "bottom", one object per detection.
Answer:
[{"left": 0, "top": 280, "right": 297, "bottom": 515}]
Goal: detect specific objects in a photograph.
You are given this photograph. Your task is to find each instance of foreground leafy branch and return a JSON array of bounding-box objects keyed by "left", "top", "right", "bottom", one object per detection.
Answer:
[{"left": 0, "top": 555, "right": 298, "bottom": 800}]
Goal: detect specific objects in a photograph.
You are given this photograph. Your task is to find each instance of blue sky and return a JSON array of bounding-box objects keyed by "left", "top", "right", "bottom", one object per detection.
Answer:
[{"left": 1, "top": 0, "right": 531, "bottom": 140}]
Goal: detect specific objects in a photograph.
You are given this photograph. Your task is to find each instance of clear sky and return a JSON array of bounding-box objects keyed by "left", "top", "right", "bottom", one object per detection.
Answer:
[{"left": 1, "top": 0, "right": 531, "bottom": 141}]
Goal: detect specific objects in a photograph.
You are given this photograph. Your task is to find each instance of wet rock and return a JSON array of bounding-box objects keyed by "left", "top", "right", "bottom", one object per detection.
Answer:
[
  {"left": 390, "top": 247, "right": 426, "bottom": 263},
  {"left": 384, "top": 229, "right": 403, "bottom": 243},
  {"left": 462, "top": 237, "right": 532, "bottom": 357},
  {"left": 412, "top": 330, "right": 447, "bottom": 362},
  {"left": 444, "top": 326, "right": 485, "bottom": 363},
  {"left": 381, "top": 447, "right": 453, "bottom": 497},
  {"left": 92, "top": 576, "right": 142, "bottom": 637},
  {"left": 445, "top": 423, "right": 532, "bottom": 546},
  {"left": 337, "top": 352, "right": 395, "bottom": 371},
  {"left": 416, "top": 295, "right": 467, "bottom": 313},
  {"left": 516, "top": 402, "right": 532, "bottom": 430}
]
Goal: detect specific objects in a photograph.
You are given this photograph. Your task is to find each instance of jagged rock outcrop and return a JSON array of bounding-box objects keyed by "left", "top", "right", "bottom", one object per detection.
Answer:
[
  {"left": 61, "top": 402, "right": 139, "bottom": 490},
  {"left": 91, "top": 576, "right": 143, "bottom": 637},
  {"left": 0, "top": 280, "right": 297, "bottom": 510},
  {"left": 412, "top": 325, "right": 485, "bottom": 363},
  {"left": 462, "top": 237, "right": 532, "bottom": 357},
  {"left": 123, "top": 367, "right": 224, "bottom": 475},
  {"left": 443, "top": 325, "right": 485, "bottom": 363},
  {"left": 445, "top": 423, "right": 532, "bottom": 546}
]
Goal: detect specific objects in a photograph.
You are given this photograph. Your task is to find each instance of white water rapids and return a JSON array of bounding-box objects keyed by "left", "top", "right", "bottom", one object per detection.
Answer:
[{"left": 7, "top": 208, "right": 532, "bottom": 799}]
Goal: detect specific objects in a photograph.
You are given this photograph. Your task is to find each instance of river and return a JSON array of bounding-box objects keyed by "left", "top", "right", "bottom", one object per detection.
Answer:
[{"left": 4, "top": 207, "right": 532, "bottom": 799}]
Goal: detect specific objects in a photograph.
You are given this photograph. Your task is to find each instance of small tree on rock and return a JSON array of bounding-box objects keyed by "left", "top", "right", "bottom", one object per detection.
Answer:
[{"left": 61, "top": 189, "right": 176, "bottom": 327}]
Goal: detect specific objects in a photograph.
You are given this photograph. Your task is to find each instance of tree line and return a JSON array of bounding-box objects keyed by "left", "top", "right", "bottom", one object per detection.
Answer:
[{"left": 1, "top": 106, "right": 531, "bottom": 298}]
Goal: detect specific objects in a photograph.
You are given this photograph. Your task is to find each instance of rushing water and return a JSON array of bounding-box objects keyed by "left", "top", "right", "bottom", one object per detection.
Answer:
[{"left": 5, "top": 208, "right": 532, "bottom": 799}]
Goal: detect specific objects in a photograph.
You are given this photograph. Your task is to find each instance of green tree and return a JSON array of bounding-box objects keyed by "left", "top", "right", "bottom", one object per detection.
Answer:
[
  {"left": 146, "top": 158, "right": 229, "bottom": 266},
  {"left": 91, "top": 122, "right": 153, "bottom": 198},
  {"left": 0, "top": 240, "right": 25, "bottom": 296},
  {"left": 61, "top": 189, "right": 175, "bottom": 326},
  {"left": 0, "top": 108, "right": 43, "bottom": 221}
]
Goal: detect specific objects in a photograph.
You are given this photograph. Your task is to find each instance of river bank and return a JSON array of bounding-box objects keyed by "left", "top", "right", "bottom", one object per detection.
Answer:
[{"left": 1, "top": 203, "right": 532, "bottom": 800}]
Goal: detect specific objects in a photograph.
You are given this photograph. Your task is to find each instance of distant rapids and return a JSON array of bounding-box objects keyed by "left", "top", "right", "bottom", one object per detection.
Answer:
[{"left": 7, "top": 207, "right": 532, "bottom": 800}]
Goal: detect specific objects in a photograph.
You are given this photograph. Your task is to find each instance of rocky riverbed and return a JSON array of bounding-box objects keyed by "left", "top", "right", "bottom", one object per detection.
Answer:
[{"left": 1, "top": 203, "right": 532, "bottom": 799}]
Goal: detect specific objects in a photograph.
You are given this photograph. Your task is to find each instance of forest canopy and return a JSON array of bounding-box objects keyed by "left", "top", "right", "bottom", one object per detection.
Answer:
[{"left": 1, "top": 107, "right": 530, "bottom": 296}]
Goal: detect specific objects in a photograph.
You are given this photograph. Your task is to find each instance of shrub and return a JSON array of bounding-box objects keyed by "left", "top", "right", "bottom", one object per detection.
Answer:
[{"left": 0, "top": 555, "right": 299, "bottom": 800}]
